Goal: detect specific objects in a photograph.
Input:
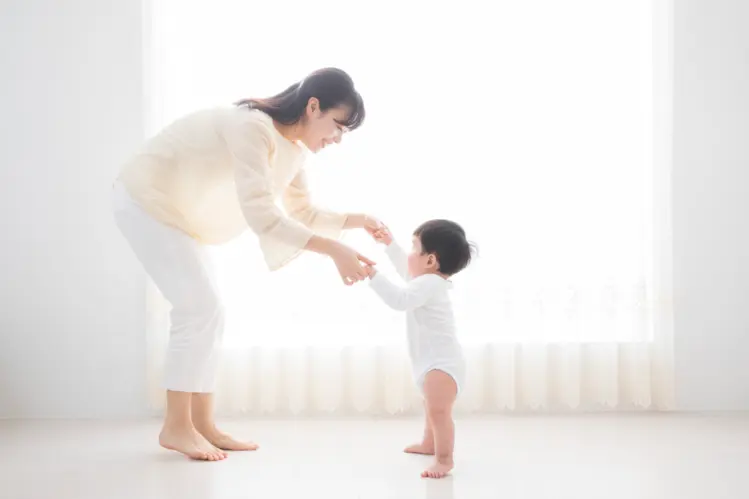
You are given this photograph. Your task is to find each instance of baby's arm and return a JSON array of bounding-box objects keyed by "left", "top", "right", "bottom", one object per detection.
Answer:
[
  {"left": 370, "top": 224, "right": 410, "bottom": 281},
  {"left": 384, "top": 242, "right": 410, "bottom": 281},
  {"left": 367, "top": 270, "right": 439, "bottom": 311}
]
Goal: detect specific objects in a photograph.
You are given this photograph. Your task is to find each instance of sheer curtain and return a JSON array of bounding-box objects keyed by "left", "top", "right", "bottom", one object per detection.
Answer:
[{"left": 143, "top": 0, "right": 674, "bottom": 415}]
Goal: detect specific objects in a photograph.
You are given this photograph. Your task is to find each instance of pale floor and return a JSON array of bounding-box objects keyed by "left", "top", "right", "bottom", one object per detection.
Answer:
[{"left": 1, "top": 415, "right": 748, "bottom": 499}]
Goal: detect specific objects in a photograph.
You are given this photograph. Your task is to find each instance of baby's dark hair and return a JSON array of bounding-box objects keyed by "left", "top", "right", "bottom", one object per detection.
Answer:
[{"left": 414, "top": 219, "right": 476, "bottom": 276}]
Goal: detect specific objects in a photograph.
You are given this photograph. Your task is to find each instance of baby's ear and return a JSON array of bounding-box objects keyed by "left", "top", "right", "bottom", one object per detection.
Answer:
[{"left": 427, "top": 254, "right": 438, "bottom": 268}]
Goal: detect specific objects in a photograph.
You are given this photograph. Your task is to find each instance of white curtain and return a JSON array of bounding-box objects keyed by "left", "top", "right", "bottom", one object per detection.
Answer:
[{"left": 143, "top": 0, "right": 674, "bottom": 415}]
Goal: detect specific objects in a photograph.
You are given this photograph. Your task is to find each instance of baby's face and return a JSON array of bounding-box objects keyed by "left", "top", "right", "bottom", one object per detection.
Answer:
[{"left": 407, "top": 235, "right": 439, "bottom": 277}]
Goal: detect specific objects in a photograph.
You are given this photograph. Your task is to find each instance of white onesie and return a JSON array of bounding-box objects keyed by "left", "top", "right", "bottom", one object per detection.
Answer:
[{"left": 368, "top": 242, "right": 466, "bottom": 395}]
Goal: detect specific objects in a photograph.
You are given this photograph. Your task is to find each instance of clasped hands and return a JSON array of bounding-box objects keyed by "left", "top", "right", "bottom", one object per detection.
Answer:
[{"left": 332, "top": 215, "right": 392, "bottom": 286}]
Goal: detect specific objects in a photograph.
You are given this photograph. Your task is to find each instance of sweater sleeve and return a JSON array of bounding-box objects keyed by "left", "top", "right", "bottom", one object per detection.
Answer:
[
  {"left": 282, "top": 168, "right": 348, "bottom": 240},
  {"left": 228, "top": 117, "right": 315, "bottom": 270},
  {"left": 368, "top": 273, "right": 441, "bottom": 311}
]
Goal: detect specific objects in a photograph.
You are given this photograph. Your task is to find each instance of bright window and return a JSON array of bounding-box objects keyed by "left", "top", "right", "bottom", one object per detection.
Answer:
[{"left": 147, "top": 0, "right": 656, "bottom": 348}]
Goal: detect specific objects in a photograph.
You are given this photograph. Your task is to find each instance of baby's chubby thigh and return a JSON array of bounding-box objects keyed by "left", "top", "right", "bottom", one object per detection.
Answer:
[
  {"left": 417, "top": 359, "right": 465, "bottom": 396},
  {"left": 419, "top": 367, "right": 462, "bottom": 410}
]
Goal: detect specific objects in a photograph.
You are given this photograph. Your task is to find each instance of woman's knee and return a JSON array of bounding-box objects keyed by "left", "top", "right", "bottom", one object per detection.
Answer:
[{"left": 171, "top": 287, "right": 224, "bottom": 328}]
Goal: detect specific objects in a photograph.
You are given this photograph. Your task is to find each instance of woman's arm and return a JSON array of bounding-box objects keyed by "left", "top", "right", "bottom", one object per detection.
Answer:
[
  {"left": 283, "top": 171, "right": 381, "bottom": 234},
  {"left": 282, "top": 169, "right": 348, "bottom": 238},
  {"left": 229, "top": 118, "right": 372, "bottom": 280},
  {"left": 344, "top": 213, "right": 382, "bottom": 231},
  {"left": 230, "top": 120, "right": 315, "bottom": 255}
]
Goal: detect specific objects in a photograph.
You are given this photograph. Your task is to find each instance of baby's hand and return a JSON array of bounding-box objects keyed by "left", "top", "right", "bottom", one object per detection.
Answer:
[
  {"left": 364, "top": 264, "right": 377, "bottom": 278},
  {"left": 371, "top": 225, "right": 393, "bottom": 246}
]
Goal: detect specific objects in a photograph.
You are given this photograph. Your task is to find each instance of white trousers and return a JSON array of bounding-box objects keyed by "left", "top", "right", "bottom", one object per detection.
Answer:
[{"left": 112, "top": 181, "right": 224, "bottom": 393}]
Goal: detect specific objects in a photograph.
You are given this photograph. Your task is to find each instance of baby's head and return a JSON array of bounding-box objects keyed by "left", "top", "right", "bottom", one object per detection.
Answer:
[{"left": 408, "top": 219, "right": 475, "bottom": 278}]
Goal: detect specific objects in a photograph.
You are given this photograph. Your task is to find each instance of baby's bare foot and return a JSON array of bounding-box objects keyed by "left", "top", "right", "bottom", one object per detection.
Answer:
[
  {"left": 404, "top": 442, "right": 435, "bottom": 455},
  {"left": 421, "top": 461, "right": 454, "bottom": 479},
  {"left": 159, "top": 426, "right": 228, "bottom": 461},
  {"left": 197, "top": 426, "right": 259, "bottom": 451}
]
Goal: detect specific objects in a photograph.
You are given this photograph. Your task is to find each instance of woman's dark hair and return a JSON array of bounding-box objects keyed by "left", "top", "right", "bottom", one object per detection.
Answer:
[
  {"left": 236, "top": 68, "right": 365, "bottom": 130},
  {"left": 414, "top": 220, "right": 477, "bottom": 276}
]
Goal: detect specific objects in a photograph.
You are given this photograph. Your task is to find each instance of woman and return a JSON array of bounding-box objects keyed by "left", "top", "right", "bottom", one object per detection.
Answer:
[{"left": 112, "top": 68, "right": 379, "bottom": 461}]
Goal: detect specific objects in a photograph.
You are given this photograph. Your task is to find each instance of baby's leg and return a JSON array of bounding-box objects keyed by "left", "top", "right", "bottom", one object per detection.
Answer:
[
  {"left": 404, "top": 402, "right": 435, "bottom": 455},
  {"left": 421, "top": 370, "right": 457, "bottom": 479}
]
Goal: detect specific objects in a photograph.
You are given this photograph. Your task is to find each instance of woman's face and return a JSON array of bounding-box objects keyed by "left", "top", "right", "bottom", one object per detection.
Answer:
[{"left": 299, "top": 98, "right": 350, "bottom": 153}]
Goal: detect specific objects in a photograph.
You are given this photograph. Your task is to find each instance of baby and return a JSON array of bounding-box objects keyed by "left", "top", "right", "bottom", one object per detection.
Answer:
[{"left": 365, "top": 219, "right": 475, "bottom": 479}]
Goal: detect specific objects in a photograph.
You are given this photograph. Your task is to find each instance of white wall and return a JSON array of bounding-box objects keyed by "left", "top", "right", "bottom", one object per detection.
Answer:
[
  {"left": 0, "top": 0, "right": 147, "bottom": 418},
  {"left": 0, "top": 0, "right": 747, "bottom": 417},
  {"left": 673, "top": 0, "right": 749, "bottom": 410}
]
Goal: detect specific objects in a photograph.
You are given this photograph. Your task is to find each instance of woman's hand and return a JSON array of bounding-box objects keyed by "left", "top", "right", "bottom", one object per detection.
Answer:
[
  {"left": 362, "top": 215, "right": 383, "bottom": 235},
  {"left": 345, "top": 214, "right": 383, "bottom": 235},
  {"left": 370, "top": 224, "right": 393, "bottom": 246},
  {"left": 304, "top": 235, "right": 376, "bottom": 286},
  {"left": 345, "top": 213, "right": 391, "bottom": 244},
  {"left": 328, "top": 242, "right": 376, "bottom": 286}
]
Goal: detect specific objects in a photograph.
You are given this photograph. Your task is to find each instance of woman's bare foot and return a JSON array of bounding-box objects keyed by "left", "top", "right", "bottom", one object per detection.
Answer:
[
  {"left": 421, "top": 461, "right": 454, "bottom": 479},
  {"left": 196, "top": 426, "right": 259, "bottom": 451},
  {"left": 159, "top": 426, "right": 228, "bottom": 461},
  {"left": 404, "top": 442, "right": 435, "bottom": 455}
]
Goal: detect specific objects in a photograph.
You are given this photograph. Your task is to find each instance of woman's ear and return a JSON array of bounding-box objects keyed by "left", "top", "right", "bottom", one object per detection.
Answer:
[{"left": 307, "top": 97, "right": 320, "bottom": 116}]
